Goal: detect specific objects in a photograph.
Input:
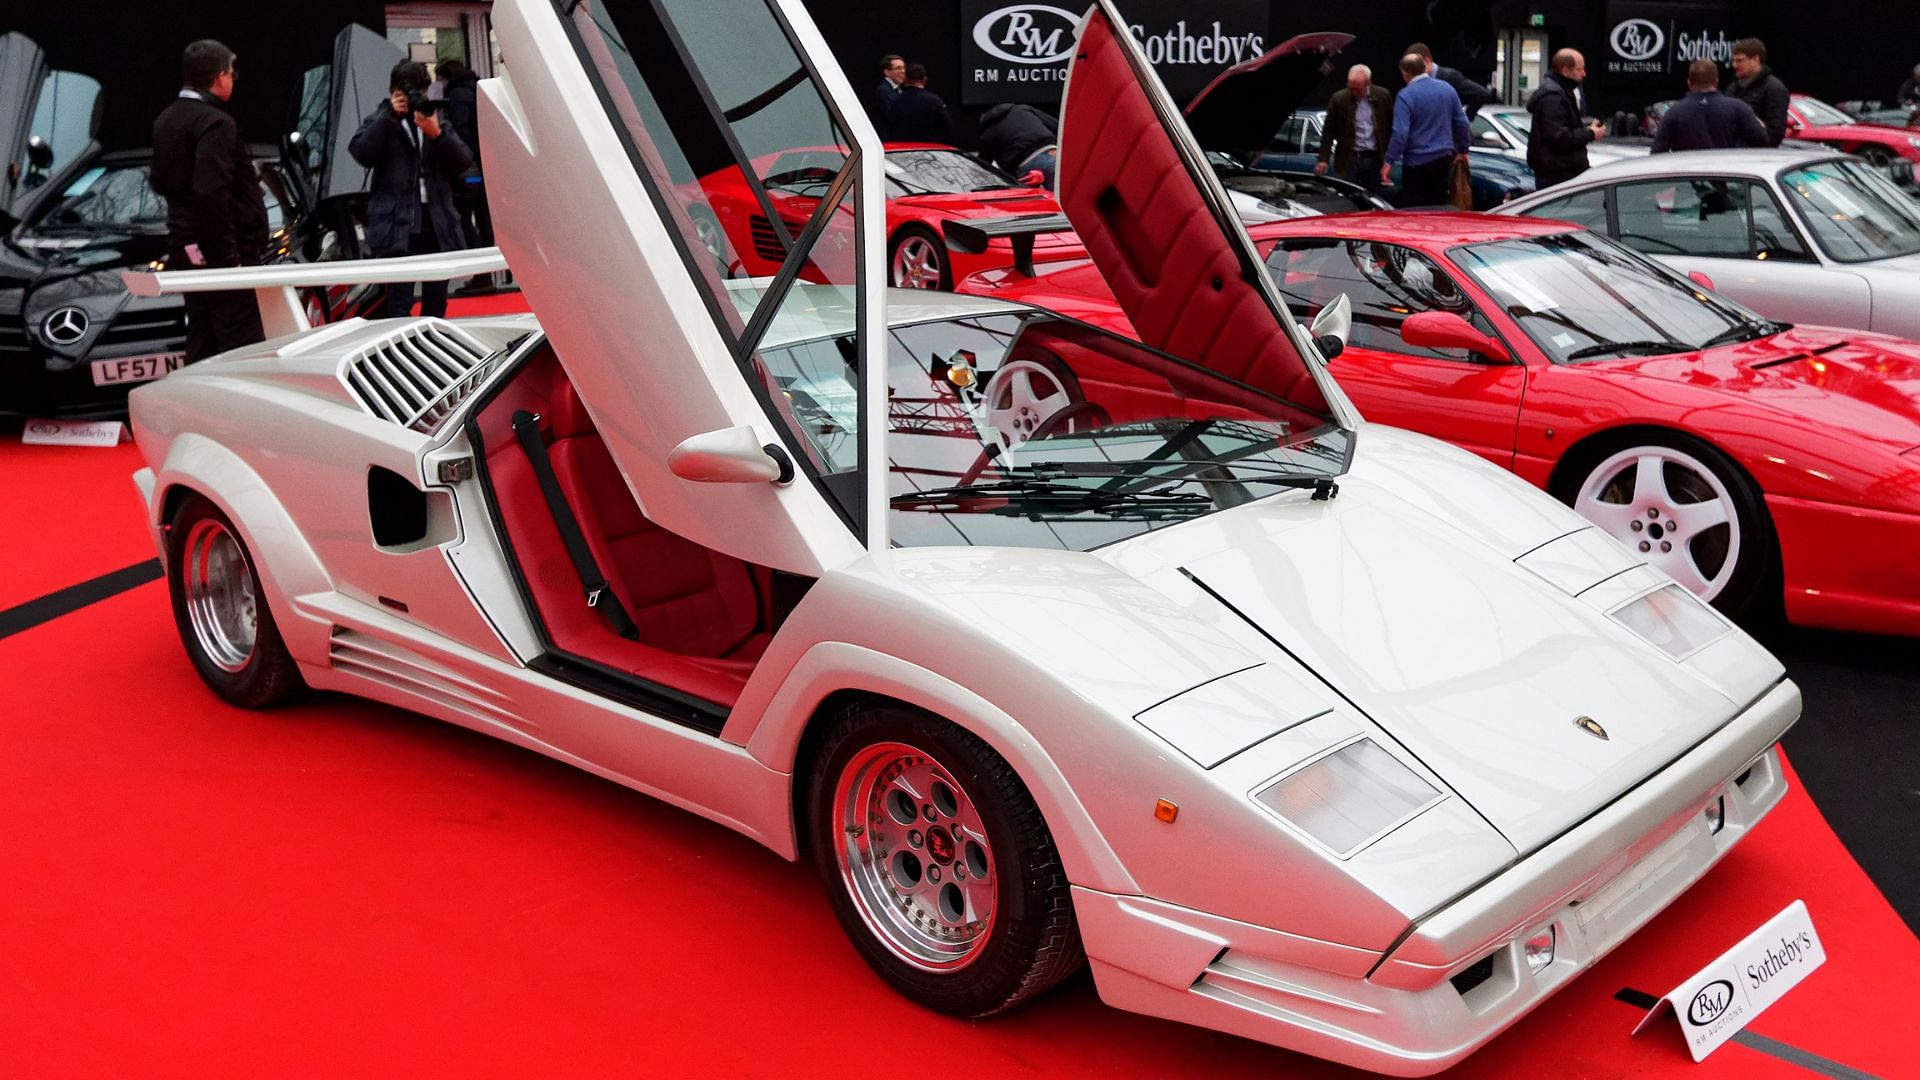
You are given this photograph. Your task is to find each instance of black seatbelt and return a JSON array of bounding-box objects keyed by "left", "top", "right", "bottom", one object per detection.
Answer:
[{"left": 510, "top": 410, "right": 639, "bottom": 640}]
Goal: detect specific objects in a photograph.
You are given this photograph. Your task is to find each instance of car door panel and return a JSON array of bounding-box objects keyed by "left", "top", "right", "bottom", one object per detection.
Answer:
[{"left": 1334, "top": 349, "right": 1527, "bottom": 467}]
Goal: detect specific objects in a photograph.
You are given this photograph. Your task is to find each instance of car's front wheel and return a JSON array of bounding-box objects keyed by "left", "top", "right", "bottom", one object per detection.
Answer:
[
  {"left": 808, "top": 702, "right": 1082, "bottom": 1017},
  {"left": 1560, "top": 433, "right": 1775, "bottom": 617},
  {"left": 166, "top": 494, "right": 305, "bottom": 708}
]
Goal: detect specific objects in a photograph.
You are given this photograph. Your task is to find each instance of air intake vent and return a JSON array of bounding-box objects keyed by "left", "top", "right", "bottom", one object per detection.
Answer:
[{"left": 341, "top": 320, "right": 499, "bottom": 433}]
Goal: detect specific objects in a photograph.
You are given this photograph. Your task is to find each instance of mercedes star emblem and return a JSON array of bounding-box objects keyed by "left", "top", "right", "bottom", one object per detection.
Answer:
[
  {"left": 42, "top": 306, "right": 91, "bottom": 346},
  {"left": 1573, "top": 715, "right": 1610, "bottom": 741}
]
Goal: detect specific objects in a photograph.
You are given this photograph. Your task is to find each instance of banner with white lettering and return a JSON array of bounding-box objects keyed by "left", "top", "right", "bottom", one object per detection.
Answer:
[
  {"left": 959, "top": 1, "right": 1270, "bottom": 105},
  {"left": 1603, "top": 1, "right": 1739, "bottom": 86},
  {"left": 1632, "top": 899, "right": 1825, "bottom": 1061}
]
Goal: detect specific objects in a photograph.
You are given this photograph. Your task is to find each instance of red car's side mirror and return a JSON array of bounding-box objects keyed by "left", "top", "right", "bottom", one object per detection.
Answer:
[{"left": 1400, "top": 312, "right": 1513, "bottom": 363}]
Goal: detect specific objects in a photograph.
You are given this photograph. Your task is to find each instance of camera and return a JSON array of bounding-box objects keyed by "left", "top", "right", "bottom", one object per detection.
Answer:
[{"left": 405, "top": 92, "right": 443, "bottom": 117}]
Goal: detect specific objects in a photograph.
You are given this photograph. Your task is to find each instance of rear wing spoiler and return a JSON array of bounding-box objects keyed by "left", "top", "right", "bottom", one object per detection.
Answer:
[
  {"left": 121, "top": 247, "right": 509, "bottom": 339},
  {"left": 940, "top": 213, "right": 1073, "bottom": 278}
]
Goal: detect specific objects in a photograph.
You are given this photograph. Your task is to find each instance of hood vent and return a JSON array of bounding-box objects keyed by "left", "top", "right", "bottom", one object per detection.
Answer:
[
  {"left": 1749, "top": 340, "right": 1847, "bottom": 370},
  {"left": 341, "top": 320, "right": 500, "bottom": 433}
]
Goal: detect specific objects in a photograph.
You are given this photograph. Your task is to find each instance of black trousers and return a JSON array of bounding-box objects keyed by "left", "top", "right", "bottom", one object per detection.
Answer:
[
  {"left": 1397, "top": 157, "right": 1455, "bottom": 208},
  {"left": 1341, "top": 149, "right": 1385, "bottom": 195},
  {"left": 182, "top": 289, "right": 265, "bottom": 363},
  {"left": 381, "top": 228, "right": 450, "bottom": 319}
]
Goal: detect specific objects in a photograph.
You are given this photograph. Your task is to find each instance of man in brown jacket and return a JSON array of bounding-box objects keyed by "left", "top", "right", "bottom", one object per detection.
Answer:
[{"left": 1315, "top": 65, "right": 1393, "bottom": 195}]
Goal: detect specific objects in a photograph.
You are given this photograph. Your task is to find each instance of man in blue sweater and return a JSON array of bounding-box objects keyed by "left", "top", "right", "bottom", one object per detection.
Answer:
[{"left": 1384, "top": 53, "right": 1471, "bottom": 207}]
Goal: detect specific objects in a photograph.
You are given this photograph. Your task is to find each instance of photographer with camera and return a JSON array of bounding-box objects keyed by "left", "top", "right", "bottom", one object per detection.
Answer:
[{"left": 348, "top": 61, "right": 474, "bottom": 318}]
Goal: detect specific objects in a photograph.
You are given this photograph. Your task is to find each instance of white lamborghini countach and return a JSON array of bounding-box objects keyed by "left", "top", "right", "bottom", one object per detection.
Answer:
[{"left": 125, "top": 1, "right": 1800, "bottom": 1073}]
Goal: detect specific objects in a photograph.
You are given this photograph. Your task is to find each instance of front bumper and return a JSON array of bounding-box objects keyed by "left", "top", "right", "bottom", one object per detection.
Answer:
[{"left": 1072, "top": 679, "right": 1798, "bottom": 1076}]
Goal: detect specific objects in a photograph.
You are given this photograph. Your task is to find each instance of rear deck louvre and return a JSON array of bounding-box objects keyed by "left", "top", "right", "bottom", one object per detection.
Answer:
[{"left": 340, "top": 320, "right": 499, "bottom": 432}]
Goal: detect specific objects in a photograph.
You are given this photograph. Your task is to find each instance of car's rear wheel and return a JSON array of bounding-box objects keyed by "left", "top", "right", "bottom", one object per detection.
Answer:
[
  {"left": 1560, "top": 434, "right": 1776, "bottom": 617},
  {"left": 889, "top": 226, "right": 951, "bottom": 291},
  {"left": 1859, "top": 146, "right": 1895, "bottom": 167},
  {"left": 167, "top": 494, "right": 305, "bottom": 708},
  {"left": 808, "top": 702, "right": 1082, "bottom": 1018}
]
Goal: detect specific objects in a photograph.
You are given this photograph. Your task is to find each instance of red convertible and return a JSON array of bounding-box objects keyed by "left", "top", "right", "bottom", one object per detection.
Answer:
[
  {"left": 959, "top": 212, "right": 1920, "bottom": 636},
  {"left": 687, "top": 142, "right": 1074, "bottom": 290}
]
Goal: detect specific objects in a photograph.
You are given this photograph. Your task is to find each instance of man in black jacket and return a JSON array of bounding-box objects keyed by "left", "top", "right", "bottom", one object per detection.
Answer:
[
  {"left": 1406, "top": 43, "right": 1496, "bottom": 118},
  {"left": 150, "top": 40, "right": 268, "bottom": 361},
  {"left": 871, "top": 55, "right": 906, "bottom": 140},
  {"left": 978, "top": 103, "right": 1059, "bottom": 188},
  {"left": 1316, "top": 64, "right": 1392, "bottom": 193},
  {"left": 348, "top": 61, "right": 474, "bottom": 319},
  {"left": 1727, "top": 38, "right": 1789, "bottom": 146},
  {"left": 1899, "top": 65, "right": 1920, "bottom": 109},
  {"left": 436, "top": 58, "right": 492, "bottom": 287},
  {"left": 1526, "top": 49, "right": 1606, "bottom": 191},
  {"left": 1653, "top": 61, "right": 1771, "bottom": 152},
  {"left": 889, "top": 64, "right": 952, "bottom": 144}
]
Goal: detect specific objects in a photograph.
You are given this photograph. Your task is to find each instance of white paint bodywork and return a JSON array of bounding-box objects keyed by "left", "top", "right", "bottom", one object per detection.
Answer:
[
  {"left": 122, "top": 1, "right": 1799, "bottom": 1074},
  {"left": 1498, "top": 147, "right": 1920, "bottom": 338}
]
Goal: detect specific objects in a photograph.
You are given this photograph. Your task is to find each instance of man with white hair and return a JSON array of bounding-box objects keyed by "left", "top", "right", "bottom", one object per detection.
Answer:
[{"left": 1316, "top": 63, "right": 1392, "bottom": 194}]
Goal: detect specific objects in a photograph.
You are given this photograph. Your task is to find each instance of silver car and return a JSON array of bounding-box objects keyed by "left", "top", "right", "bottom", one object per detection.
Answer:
[
  {"left": 1471, "top": 103, "right": 1650, "bottom": 166},
  {"left": 1499, "top": 148, "right": 1920, "bottom": 338}
]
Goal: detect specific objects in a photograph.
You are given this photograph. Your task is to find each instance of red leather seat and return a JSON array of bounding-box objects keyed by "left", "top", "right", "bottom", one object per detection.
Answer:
[{"left": 480, "top": 355, "right": 770, "bottom": 707}]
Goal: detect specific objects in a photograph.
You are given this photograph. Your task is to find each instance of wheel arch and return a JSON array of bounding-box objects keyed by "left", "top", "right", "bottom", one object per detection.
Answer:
[
  {"left": 1544, "top": 422, "right": 1764, "bottom": 503},
  {"left": 742, "top": 641, "right": 1138, "bottom": 896}
]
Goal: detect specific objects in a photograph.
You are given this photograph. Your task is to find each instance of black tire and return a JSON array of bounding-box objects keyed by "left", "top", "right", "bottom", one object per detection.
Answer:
[
  {"left": 1553, "top": 430, "right": 1779, "bottom": 621},
  {"left": 807, "top": 701, "right": 1083, "bottom": 1018},
  {"left": 166, "top": 494, "right": 306, "bottom": 708},
  {"left": 888, "top": 225, "right": 952, "bottom": 291},
  {"left": 1858, "top": 146, "right": 1895, "bottom": 168}
]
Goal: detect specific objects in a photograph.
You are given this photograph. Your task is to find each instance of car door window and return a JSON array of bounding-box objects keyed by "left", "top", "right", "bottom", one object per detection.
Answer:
[
  {"left": 1524, "top": 186, "right": 1609, "bottom": 231},
  {"left": 1272, "top": 116, "right": 1308, "bottom": 154},
  {"left": 1614, "top": 178, "right": 1752, "bottom": 258},
  {"left": 1748, "top": 182, "right": 1811, "bottom": 261},
  {"left": 1264, "top": 239, "right": 1496, "bottom": 362}
]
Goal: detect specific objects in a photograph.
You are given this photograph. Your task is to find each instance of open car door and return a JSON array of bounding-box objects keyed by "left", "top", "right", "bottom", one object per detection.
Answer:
[
  {"left": 1056, "top": 3, "right": 1350, "bottom": 425},
  {"left": 478, "top": 0, "right": 885, "bottom": 575},
  {"left": 0, "top": 33, "right": 103, "bottom": 225},
  {"left": 312, "top": 25, "right": 404, "bottom": 208}
]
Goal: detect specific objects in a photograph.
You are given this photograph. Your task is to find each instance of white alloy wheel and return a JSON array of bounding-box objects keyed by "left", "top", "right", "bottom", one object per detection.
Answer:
[
  {"left": 181, "top": 517, "right": 260, "bottom": 673},
  {"left": 1574, "top": 445, "right": 1742, "bottom": 600},
  {"left": 833, "top": 741, "right": 997, "bottom": 972},
  {"left": 980, "top": 359, "right": 1073, "bottom": 448},
  {"left": 890, "top": 233, "right": 946, "bottom": 290}
]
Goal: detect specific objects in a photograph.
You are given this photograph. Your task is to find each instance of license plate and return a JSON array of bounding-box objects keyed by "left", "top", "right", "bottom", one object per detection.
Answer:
[{"left": 90, "top": 352, "right": 186, "bottom": 387}]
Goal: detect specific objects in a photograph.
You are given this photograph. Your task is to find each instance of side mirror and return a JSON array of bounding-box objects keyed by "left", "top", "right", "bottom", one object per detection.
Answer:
[
  {"left": 1307, "top": 293, "right": 1351, "bottom": 361},
  {"left": 668, "top": 426, "right": 795, "bottom": 485},
  {"left": 25, "top": 135, "right": 53, "bottom": 170},
  {"left": 1400, "top": 311, "right": 1512, "bottom": 363}
]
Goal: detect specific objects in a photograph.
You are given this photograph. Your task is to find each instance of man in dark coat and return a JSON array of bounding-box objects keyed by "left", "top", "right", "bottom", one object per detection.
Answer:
[
  {"left": 348, "top": 61, "right": 474, "bottom": 318},
  {"left": 871, "top": 55, "right": 906, "bottom": 140},
  {"left": 150, "top": 39, "right": 269, "bottom": 361},
  {"left": 436, "top": 58, "right": 492, "bottom": 286},
  {"left": 1406, "top": 43, "right": 1496, "bottom": 118},
  {"left": 1899, "top": 65, "right": 1920, "bottom": 108},
  {"left": 1653, "top": 60, "right": 1771, "bottom": 152},
  {"left": 1316, "top": 64, "right": 1393, "bottom": 194},
  {"left": 1526, "top": 49, "right": 1606, "bottom": 191},
  {"left": 1727, "top": 38, "right": 1790, "bottom": 146},
  {"left": 889, "top": 64, "right": 953, "bottom": 144},
  {"left": 978, "top": 103, "right": 1059, "bottom": 187}
]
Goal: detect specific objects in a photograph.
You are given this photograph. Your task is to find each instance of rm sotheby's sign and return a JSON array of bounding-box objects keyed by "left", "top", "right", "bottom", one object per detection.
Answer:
[
  {"left": 960, "top": 0, "right": 1270, "bottom": 104},
  {"left": 1603, "top": 1, "right": 1738, "bottom": 84},
  {"left": 1633, "top": 900, "right": 1825, "bottom": 1060}
]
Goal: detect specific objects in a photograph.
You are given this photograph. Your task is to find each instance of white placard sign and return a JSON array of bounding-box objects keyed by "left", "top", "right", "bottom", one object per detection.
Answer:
[
  {"left": 21, "top": 418, "right": 128, "bottom": 447},
  {"left": 1633, "top": 899, "right": 1824, "bottom": 1061}
]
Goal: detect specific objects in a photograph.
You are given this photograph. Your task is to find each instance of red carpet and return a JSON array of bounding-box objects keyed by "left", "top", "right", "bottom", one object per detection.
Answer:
[{"left": 2, "top": 372, "right": 1913, "bottom": 1078}]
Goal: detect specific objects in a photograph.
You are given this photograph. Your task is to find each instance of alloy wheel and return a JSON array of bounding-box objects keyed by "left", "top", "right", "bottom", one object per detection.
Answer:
[
  {"left": 890, "top": 235, "right": 945, "bottom": 290},
  {"left": 182, "top": 517, "right": 259, "bottom": 673},
  {"left": 1574, "top": 445, "right": 1741, "bottom": 600},
  {"left": 981, "top": 359, "right": 1072, "bottom": 448}
]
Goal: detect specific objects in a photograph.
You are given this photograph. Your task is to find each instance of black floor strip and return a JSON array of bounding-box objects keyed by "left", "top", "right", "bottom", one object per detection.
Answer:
[
  {"left": 0, "top": 559, "right": 163, "bottom": 641},
  {"left": 1616, "top": 986, "right": 1879, "bottom": 1078}
]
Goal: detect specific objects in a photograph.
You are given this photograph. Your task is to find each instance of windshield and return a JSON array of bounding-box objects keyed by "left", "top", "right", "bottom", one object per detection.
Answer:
[
  {"left": 1777, "top": 159, "right": 1920, "bottom": 262},
  {"left": 748, "top": 302, "right": 1349, "bottom": 550},
  {"left": 1793, "top": 96, "right": 1854, "bottom": 127},
  {"left": 30, "top": 165, "right": 165, "bottom": 230},
  {"left": 1453, "top": 231, "right": 1774, "bottom": 362},
  {"left": 883, "top": 149, "right": 1020, "bottom": 196}
]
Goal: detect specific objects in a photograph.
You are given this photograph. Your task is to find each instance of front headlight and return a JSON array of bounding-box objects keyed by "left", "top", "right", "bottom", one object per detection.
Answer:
[
  {"left": 1524, "top": 926, "right": 1556, "bottom": 974},
  {"left": 1906, "top": 136, "right": 1920, "bottom": 149},
  {"left": 1253, "top": 738, "right": 1443, "bottom": 858},
  {"left": 1609, "top": 584, "right": 1730, "bottom": 659}
]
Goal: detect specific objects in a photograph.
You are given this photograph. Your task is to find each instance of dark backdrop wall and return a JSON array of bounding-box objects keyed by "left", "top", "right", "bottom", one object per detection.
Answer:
[{"left": 1, "top": 1, "right": 1906, "bottom": 153}]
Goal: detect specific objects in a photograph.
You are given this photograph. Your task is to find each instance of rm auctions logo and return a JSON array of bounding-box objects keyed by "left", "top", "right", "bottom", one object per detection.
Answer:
[
  {"left": 1685, "top": 979, "right": 1735, "bottom": 1026},
  {"left": 973, "top": 4, "right": 1078, "bottom": 64},
  {"left": 1610, "top": 18, "right": 1666, "bottom": 62}
]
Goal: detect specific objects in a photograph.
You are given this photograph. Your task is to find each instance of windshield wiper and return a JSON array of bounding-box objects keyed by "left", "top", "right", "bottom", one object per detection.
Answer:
[
  {"left": 1699, "top": 318, "right": 1784, "bottom": 349},
  {"left": 1021, "top": 459, "right": 1341, "bottom": 500},
  {"left": 890, "top": 477, "right": 1214, "bottom": 516},
  {"left": 1564, "top": 339, "right": 1695, "bottom": 360}
]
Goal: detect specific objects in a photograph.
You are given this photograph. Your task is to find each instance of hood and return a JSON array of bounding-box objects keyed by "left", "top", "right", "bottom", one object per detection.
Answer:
[
  {"left": 1609, "top": 325, "right": 1920, "bottom": 456},
  {"left": 1182, "top": 33, "right": 1354, "bottom": 153},
  {"left": 1057, "top": 3, "right": 1335, "bottom": 416},
  {"left": 1108, "top": 426, "right": 1779, "bottom": 854}
]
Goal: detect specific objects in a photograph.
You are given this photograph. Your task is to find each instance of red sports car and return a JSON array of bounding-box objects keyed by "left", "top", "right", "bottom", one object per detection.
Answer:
[
  {"left": 959, "top": 212, "right": 1920, "bottom": 636},
  {"left": 685, "top": 143, "right": 1075, "bottom": 290},
  {"left": 1787, "top": 93, "right": 1920, "bottom": 167}
]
